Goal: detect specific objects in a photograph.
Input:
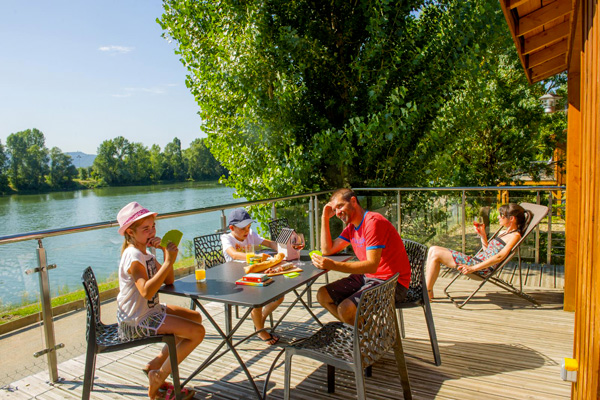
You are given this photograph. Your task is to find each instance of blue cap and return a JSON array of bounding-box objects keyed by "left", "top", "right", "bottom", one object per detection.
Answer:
[{"left": 227, "top": 208, "right": 255, "bottom": 228}]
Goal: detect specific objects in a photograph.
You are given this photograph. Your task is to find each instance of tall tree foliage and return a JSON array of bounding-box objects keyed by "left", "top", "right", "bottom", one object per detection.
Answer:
[
  {"left": 47, "top": 147, "right": 77, "bottom": 188},
  {"left": 184, "top": 138, "right": 228, "bottom": 181},
  {"left": 6, "top": 129, "right": 50, "bottom": 190},
  {"left": 93, "top": 136, "right": 133, "bottom": 185},
  {"left": 418, "top": 25, "right": 564, "bottom": 186},
  {"left": 92, "top": 136, "right": 226, "bottom": 185},
  {"left": 159, "top": 0, "right": 507, "bottom": 199},
  {"left": 0, "top": 141, "right": 9, "bottom": 193}
]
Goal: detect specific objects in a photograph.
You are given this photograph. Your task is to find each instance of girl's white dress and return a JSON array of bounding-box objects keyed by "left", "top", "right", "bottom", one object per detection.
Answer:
[{"left": 116, "top": 246, "right": 166, "bottom": 340}]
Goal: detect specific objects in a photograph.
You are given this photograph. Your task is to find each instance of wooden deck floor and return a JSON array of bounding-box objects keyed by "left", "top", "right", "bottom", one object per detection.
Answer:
[{"left": 2, "top": 274, "right": 573, "bottom": 399}]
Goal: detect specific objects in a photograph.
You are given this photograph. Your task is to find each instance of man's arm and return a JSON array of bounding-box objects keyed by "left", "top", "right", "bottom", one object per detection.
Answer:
[
  {"left": 312, "top": 248, "right": 382, "bottom": 274},
  {"left": 321, "top": 202, "right": 349, "bottom": 255}
]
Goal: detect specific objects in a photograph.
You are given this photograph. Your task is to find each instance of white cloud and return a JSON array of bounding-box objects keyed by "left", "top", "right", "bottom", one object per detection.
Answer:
[{"left": 98, "top": 45, "right": 134, "bottom": 54}]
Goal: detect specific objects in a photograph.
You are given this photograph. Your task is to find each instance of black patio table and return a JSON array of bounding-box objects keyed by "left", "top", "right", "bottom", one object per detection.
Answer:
[{"left": 159, "top": 252, "right": 352, "bottom": 399}]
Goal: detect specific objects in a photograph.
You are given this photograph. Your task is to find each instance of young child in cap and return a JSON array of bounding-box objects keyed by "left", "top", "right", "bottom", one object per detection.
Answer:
[
  {"left": 116, "top": 201, "right": 204, "bottom": 400},
  {"left": 221, "top": 208, "right": 283, "bottom": 345}
]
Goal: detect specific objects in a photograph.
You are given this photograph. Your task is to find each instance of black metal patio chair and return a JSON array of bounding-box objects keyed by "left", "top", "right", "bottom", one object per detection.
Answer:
[
  {"left": 268, "top": 218, "right": 289, "bottom": 241},
  {"left": 283, "top": 273, "right": 412, "bottom": 400},
  {"left": 444, "top": 202, "right": 549, "bottom": 308},
  {"left": 396, "top": 239, "right": 442, "bottom": 366},
  {"left": 81, "top": 266, "right": 182, "bottom": 400}
]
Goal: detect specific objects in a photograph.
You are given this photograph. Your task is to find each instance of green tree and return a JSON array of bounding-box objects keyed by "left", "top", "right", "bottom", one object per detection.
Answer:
[
  {"left": 126, "top": 143, "right": 152, "bottom": 184},
  {"left": 93, "top": 136, "right": 133, "bottom": 185},
  {"left": 6, "top": 128, "right": 49, "bottom": 190},
  {"left": 184, "top": 138, "right": 227, "bottom": 180},
  {"left": 0, "top": 140, "right": 10, "bottom": 193},
  {"left": 78, "top": 167, "right": 88, "bottom": 180},
  {"left": 149, "top": 144, "right": 166, "bottom": 181},
  {"left": 163, "top": 138, "right": 186, "bottom": 181},
  {"left": 47, "top": 147, "right": 77, "bottom": 189},
  {"left": 159, "top": 0, "right": 505, "bottom": 200},
  {"left": 417, "top": 34, "right": 564, "bottom": 186}
]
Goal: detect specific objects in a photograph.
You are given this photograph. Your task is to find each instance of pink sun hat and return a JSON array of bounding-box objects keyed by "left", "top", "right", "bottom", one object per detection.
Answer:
[{"left": 117, "top": 202, "right": 158, "bottom": 235}]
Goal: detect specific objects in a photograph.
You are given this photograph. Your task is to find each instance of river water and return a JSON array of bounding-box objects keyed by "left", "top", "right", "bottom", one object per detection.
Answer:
[{"left": 0, "top": 182, "right": 241, "bottom": 307}]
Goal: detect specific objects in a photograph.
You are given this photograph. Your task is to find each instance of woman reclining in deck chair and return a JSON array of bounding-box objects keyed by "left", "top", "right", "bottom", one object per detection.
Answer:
[{"left": 425, "top": 203, "right": 531, "bottom": 300}]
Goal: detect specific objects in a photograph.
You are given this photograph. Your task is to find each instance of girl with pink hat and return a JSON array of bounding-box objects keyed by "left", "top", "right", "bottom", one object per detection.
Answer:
[{"left": 116, "top": 201, "right": 203, "bottom": 399}]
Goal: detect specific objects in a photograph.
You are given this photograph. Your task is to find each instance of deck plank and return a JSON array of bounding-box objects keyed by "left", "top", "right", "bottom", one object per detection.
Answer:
[{"left": 2, "top": 274, "right": 572, "bottom": 399}]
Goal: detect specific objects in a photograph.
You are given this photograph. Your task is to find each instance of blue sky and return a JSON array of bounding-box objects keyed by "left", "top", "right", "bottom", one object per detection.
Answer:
[{"left": 0, "top": 0, "right": 203, "bottom": 155}]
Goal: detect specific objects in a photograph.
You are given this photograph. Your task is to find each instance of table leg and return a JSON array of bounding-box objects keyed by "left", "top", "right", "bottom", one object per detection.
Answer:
[
  {"left": 185, "top": 299, "right": 266, "bottom": 400},
  {"left": 225, "top": 304, "right": 233, "bottom": 335},
  {"left": 271, "top": 278, "right": 323, "bottom": 332}
]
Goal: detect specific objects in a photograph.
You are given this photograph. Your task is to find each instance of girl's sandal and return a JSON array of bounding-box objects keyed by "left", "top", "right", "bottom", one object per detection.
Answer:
[
  {"left": 162, "top": 386, "right": 196, "bottom": 400},
  {"left": 158, "top": 382, "right": 173, "bottom": 393}
]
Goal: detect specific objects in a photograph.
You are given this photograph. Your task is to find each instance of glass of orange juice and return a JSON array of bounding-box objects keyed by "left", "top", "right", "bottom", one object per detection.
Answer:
[
  {"left": 244, "top": 244, "right": 255, "bottom": 263},
  {"left": 195, "top": 258, "right": 206, "bottom": 282}
]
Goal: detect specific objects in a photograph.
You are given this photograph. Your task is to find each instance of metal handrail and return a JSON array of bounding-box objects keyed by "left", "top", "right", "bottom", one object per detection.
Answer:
[{"left": 354, "top": 185, "right": 566, "bottom": 192}]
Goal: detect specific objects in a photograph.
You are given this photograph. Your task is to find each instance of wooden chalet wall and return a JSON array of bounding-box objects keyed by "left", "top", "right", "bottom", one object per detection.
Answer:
[
  {"left": 569, "top": 1, "right": 600, "bottom": 398},
  {"left": 499, "top": 0, "right": 599, "bottom": 397}
]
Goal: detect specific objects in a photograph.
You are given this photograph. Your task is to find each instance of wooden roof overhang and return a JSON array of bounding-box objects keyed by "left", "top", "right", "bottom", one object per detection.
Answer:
[{"left": 500, "top": 0, "right": 576, "bottom": 83}]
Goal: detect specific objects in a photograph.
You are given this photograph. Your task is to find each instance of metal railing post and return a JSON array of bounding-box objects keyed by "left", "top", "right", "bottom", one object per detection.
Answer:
[
  {"left": 461, "top": 190, "right": 466, "bottom": 253},
  {"left": 309, "top": 197, "right": 315, "bottom": 251},
  {"left": 220, "top": 210, "right": 227, "bottom": 232},
  {"left": 314, "top": 195, "right": 320, "bottom": 251},
  {"left": 547, "top": 191, "right": 553, "bottom": 266},
  {"left": 29, "top": 239, "right": 63, "bottom": 383},
  {"left": 396, "top": 191, "right": 402, "bottom": 235},
  {"left": 271, "top": 203, "right": 276, "bottom": 220},
  {"left": 535, "top": 192, "right": 541, "bottom": 264}
]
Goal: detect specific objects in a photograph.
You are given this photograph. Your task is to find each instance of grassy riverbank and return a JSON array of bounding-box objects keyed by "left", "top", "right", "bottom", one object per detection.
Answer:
[{"left": 0, "top": 256, "right": 195, "bottom": 327}]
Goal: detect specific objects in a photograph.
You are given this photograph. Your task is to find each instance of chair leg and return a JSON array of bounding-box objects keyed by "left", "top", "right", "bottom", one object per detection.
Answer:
[
  {"left": 307, "top": 285, "right": 312, "bottom": 308},
  {"left": 396, "top": 308, "right": 406, "bottom": 338},
  {"left": 284, "top": 351, "right": 293, "bottom": 400},
  {"left": 365, "top": 365, "right": 372, "bottom": 377},
  {"left": 355, "top": 364, "right": 367, "bottom": 400},
  {"left": 392, "top": 339, "right": 413, "bottom": 400},
  {"left": 422, "top": 303, "right": 442, "bottom": 366},
  {"left": 165, "top": 335, "right": 182, "bottom": 400},
  {"left": 444, "top": 272, "right": 487, "bottom": 309},
  {"left": 327, "top": 364, "right": 336, "bottom": 393},
  {"left": 82, "top": 343, "right": 97, "bottom": 400}
]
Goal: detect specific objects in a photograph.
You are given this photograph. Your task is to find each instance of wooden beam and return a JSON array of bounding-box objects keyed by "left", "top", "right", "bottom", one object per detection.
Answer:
[
  {"left": 531, "top": 54, "right": 567, "bottom": 77},
  {"left": 508, "top": 0, "right": 530, "bottom": 9},
  {"left": 518, "top": 1, "right": 572, "bottom": 36},
  {"left": 523, "top": 20, "right": 570, "bottom": 54},
  {"left": 500, "top": 0, "right": 532, "bottom": 83},
  {"left": 531, "top": 65, "right": 568, "bottom": 82},
  {"left": 528, "top": 39, "right": 568, "bottom": 68}
]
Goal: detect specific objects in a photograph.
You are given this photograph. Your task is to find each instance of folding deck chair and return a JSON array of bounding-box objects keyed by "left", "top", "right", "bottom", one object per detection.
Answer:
[{"left": 444, "top": 202, "right": 549, "bottom": 308}]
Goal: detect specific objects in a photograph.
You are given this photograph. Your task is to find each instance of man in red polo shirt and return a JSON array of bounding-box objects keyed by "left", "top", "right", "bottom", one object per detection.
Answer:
[{"left": 311, "top": 188, "right": 411, "bottom": 325}]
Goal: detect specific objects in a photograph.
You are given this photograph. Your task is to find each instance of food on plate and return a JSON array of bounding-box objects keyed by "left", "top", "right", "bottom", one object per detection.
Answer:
[
  {"left": 264, "top": 262, "right": 296, "bottom": 275},
  {"left": 244, "top": 253, "right": 285, "bottom": 273}
]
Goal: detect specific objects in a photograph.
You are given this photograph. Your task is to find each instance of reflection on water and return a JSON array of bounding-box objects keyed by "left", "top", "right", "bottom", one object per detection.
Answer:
[{"left": 0, "top": 182, "right": 241, "bottom": 307}]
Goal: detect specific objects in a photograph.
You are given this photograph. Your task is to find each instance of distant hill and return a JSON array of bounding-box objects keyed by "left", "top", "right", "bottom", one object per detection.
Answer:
[{"left": 66, "top": 152, "right": 96, "bottom": 168}]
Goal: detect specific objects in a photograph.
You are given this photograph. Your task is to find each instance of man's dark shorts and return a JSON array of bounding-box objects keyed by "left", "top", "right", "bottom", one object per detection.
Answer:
[{"left": 324, "top": 274, "right": 408, "bottom": 307}]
